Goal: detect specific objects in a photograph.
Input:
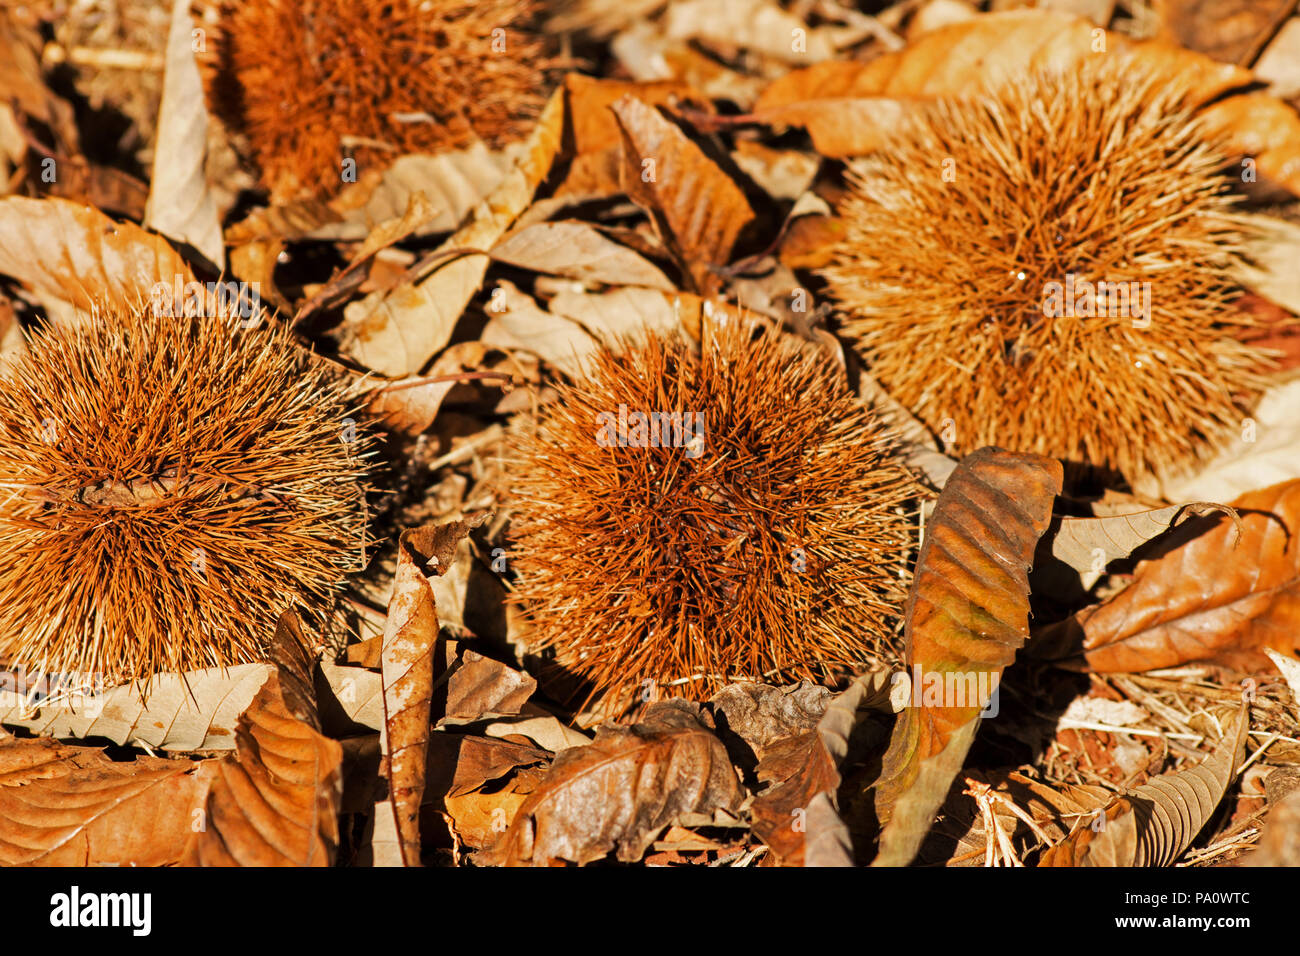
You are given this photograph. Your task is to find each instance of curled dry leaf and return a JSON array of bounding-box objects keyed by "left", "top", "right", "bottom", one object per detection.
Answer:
[
  {"left": 183, "top": 667, "right": 344, "bottom": 866},
  {"left": 1043, "top": 502, "right": 1239, "bottom": 592},
  {"left": 748, "top": 669, "right": 893, "bottom": 866},
  {"left": 557, "top": 74, "right": 701, "bottom": 198},
  {"left": 710, "top": 681, "right": 832, "bottom": 758},
  {"left": 365, "top": 341, "right": 498, "bottom": 437},
  {"left": 1039, "top": 703, "right": 1248, "bottom": 866},
  {"left": 426, "top": 734, "right": 550, "bottom": 857},
  {"left": 145, "top": 0, "right": 223, "bottom": 268},
  {"left": 612, "top": 96, "right": 756, "bottom": 295},
  {"left": 1047, "top": 479, "right": 1300, "bottom": 673},
  {"left": 0, "top": 196, "right": 193, "bottom": 312},
  {"left": 378, "top": 517, "right": 483, "bottom": 866},
  {"left": 0, "top": 663, "right": 274, "bottom": 751},
  {"left": 484, "top": 701, "right": 744, "bottom": 866},
  {"left": 873, "top": 447, "right": 1062, "bottom": 867},
  {"left": 750, "top": 731, "right": 837, "bottom": 866},
  {"left": 442, "top": 650, "right": 537, "bottom": 723}
]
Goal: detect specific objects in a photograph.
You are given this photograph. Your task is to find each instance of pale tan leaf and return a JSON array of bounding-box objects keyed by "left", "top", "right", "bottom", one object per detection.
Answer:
[
  {"left": 1255, "top": 18, "right": 1300, "bottom": 100},
  {"left": 1048, "top": 503, "right": 1239, "bottom": 590},
  {"left": 0, "top": 663, "right": 274, "bottom": 751},
  {"left": 480, "top": 280, "right": 601, "bottom": 378},
  {"left": 0, "top": 196, "right": 193, "bottom": 311},
  {"left": 334, "top": 146, "right": 510, "bottom": 238},
  {"left": 319, "top": 661, "right": 384, "bottom": 731},
  {"left": 491, "top": 221, "right": 674, "bottom": 290},
  {"left": 145, "top": 0, "right": 223, "bottom": 268},
  {"left": 1234, "top": 217, "right": 1300, "bottom": 317},
  {"left": 551, "top": 286, "right": 691, "bottom": 344},
  {"left": 663, "top": 0, "right": 836, "bottom": 63},
  {"left": 1152, "top": 377, "right": 1300, "bottom": 502},
  {"left": 483, "top": 715, "right": 592, "bottom": 753}
]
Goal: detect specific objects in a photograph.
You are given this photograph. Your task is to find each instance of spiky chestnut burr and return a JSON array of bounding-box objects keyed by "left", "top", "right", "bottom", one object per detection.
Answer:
[
  {"left": 505, "top": 321, "right": 918, "bottom": 711},
  {"left": 0, "top": 304, "right": 370, "bottom": 686},
  {"left": 218, "top": 0, "right": 548, "bottom": 200},
  {"left": 820, "top": 61, "right": 1273, "bottom": 485}
]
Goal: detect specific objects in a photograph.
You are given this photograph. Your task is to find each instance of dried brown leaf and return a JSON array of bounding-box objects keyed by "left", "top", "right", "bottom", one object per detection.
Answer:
[
  {"left": 1055, "top": 480, "right": 1300, "bottom": 673},
  {"left": 0, "top": 734, "right": 205, "bottom": 866},
  {"left": 872, "top": 447, "right": 1062, "bottom": 866},
  {"left": 182, "top": 666, "right": 343, "bottom": 866},
  {"left": 1039, "top": 703, "right": 1248, "bottom": 866},
  {"left": 443, "top": 650, "right": 537, "bottom": 723},
  {"left": 485, "top": 701, "right": 744, "bottom": 866},
  {"left": 378, "top": 517, "right": 482, "bottom": 866},
  {"left": 612, "top": 96, "right": 755, "bottom": 295}
]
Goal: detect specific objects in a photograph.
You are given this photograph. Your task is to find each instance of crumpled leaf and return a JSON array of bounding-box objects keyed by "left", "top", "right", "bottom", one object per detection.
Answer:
[
  {"left": 484, "top": 701, "right": 744, "bottom": 866},
  {"left": 376, "top": 517, "right": 482, "bottom": 866},
  {"left": 0, "top": 663, "right": 274, "bottom": 751},
  {"left": 1039, "top": 703, "right": 1248, "bottom": 866},
  {"left": 144, "top": 0, "right": 222, "bottom": 268},
  {"left": 336, "top": 88, "right": 564, "bottom": 376},
  {"left": 0, "top": 196, "right": 193, "bottom": 312},
  {"left": 710, "top": 681, "right": 832, "bottom": 759},
  {"left": 182, "top": 665, "right": 343, "bottom": 867},
  {"left": 750, "top": 669, "right": 893, "bottom": 866},
  {"left": 1044, "top": 479, "right": 1300, "bottom": 674},
  {"left": 612, "top": 96, "right": 756, "bottom": 295},
  {"left": 873, "top": 447, "right": 1062, "bottom": 867},
  {"left": 442, "top": 650, "right": 537, "bottom": 724}
]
